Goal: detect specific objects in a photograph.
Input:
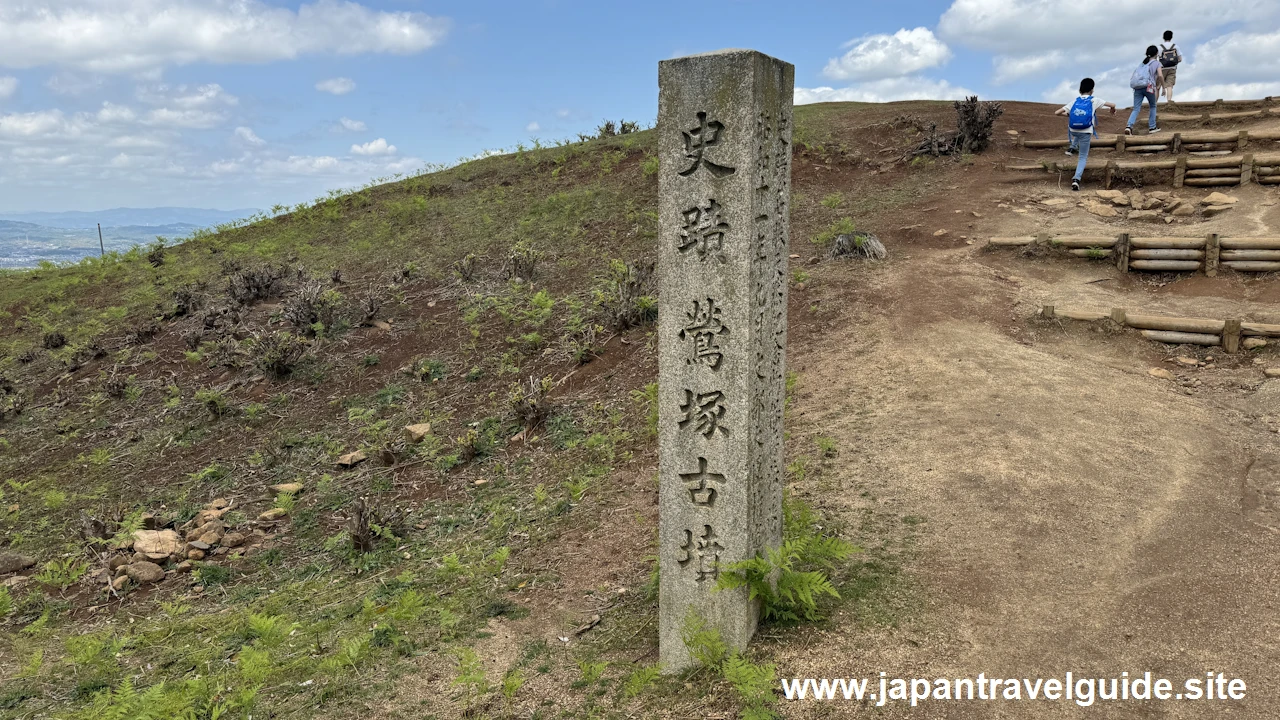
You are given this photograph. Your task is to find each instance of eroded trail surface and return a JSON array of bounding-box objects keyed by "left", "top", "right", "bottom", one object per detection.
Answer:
[{"left": 776, "top": 154, "right": 1280, "bottom": 717}]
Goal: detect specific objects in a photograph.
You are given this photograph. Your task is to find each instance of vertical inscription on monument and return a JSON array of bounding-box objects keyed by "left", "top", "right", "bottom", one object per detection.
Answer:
[{"left": 657, "top": 49, "right": 793, "bottom": 671}]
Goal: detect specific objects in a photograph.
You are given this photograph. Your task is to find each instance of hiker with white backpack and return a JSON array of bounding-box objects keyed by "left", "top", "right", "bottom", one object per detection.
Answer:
[
  {"left": 1126, "top": 45, "right": 1164, "bottom": 136},
  {"left": 1055, "top": 78, "right": 1117, "bottom": 191},
  {"left": 1158, "top": 30, "right": 1183, "bottom": 103}
]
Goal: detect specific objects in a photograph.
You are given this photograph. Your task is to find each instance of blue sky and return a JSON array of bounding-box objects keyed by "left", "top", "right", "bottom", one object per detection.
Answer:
[{"left": 1, "top": 0, "right": 1278, "bottom": 213}]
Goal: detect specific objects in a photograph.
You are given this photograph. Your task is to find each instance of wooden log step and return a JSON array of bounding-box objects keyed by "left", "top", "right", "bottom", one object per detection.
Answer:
[
  {"left": 1114, "top": 159, "right": 1177, "bottom": 170},
  {"left": 1186, "top": 155, "right": 1245, "bottom": 168},
  {"left": 1190, "top": 150, "right": 1235, "bottom": 157},
  {"left": 1256, "top": 176, "right": 1280, "bottom": 184},
  {"left": 1221, "top": 249, "right": 1280, "bottom": 260},
  {"left": 1212, "top": 109, "right": 1265, "bottom": 120},
  {"left": 1223, "top": 261, "right": 1280, "bottom": 272},
  {"left": 1254, "top": 166, "right": 1279, "bottom": 176},
  {"left": 1158, "top": 113, "right": 1203, "bottom": 122},
  {"left": 1219, "top": 237, "right": 1280, "bottom": 249},
  {"left": 1126, "top": 314, "right": 1224, "bottom": 334},
  {"left": 1131, "top": 145, "right": 1170, "bottom": 153},
  {"left": 1057, "top": 309, "right": 1110, "bottom": 321},
  {"left": 1243, "top": 322, "right": 1280, "bottom": 337},
  {"left": 1183, "top": 177, "right": 1241, "bottom": 186},
  {"left": 1068, "top": 248, "right": 1113, "bottom": 258},
  {"left": 988, "top": 236, "right": 1036, "bottom": 246},
  {"left": 1004, "top": 164, "right": 1048, "bottom": 171},
  {"left": 1129, "top": 249, "right": 1204, "bottom": 260},
  {"left": 1129, "top": 259, "right": 1202, "bottom": 271},
  {"left": 1140, "top": 330, "right": 1222, "bottom": 346},
  {"left": 1050, "top": 236, "right": 1119, "bottom": 248},
  {"left": 1130, "top": 236, "right": 1206, "bottom": 249},
  {"left": 1023, "top": 139, "right": 1070, "bottom": 148},
  {"left": 1186, "top": 168, "right": 1242, "bottom": 177}
]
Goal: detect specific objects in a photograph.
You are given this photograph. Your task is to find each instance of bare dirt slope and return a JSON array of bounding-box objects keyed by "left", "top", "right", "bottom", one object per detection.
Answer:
[{"left": 768, "top": 103, "right": 1280, "bottom": 718}]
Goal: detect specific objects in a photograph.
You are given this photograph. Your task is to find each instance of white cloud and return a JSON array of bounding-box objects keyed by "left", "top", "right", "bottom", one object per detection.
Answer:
[
  {"left": 350, "top": 138, "right": 395, "bottom": 155},
  {"left": 316, "top": 77, "right": 356, "bottom": 95},
  {"left": 0, "top": 0, "right": 449, "bottom": 73},
  {"left": 0, "top": 76, "right": 17, "bottom": 99},
  {"left": 234, "top": 126, "right": 266, "bottom": 146},
  {"left": 1187, "top": 29, "right": 1280, "bottom": 86},
  {"left": 796, "top": 77, "right": 975, "bottom": 105},
  {"left": 338, "top": 117, "right": 366, "bottom": 131},
  {"left": 823, "top": 28, "right": 953, "bottom": 82},
  {"left": 526, "top": 121, "right": 541, "bottom": 133},
  {"left": 143, "top": 108, "right": 227, "bottom": 129},
  {"left": 0, "top": 110, "right": 72, "bottom": 138}
]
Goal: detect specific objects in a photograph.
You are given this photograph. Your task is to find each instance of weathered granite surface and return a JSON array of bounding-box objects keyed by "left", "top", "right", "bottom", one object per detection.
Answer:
[{"left": 657, "top": 49, "right": 793, "bottom": 671}]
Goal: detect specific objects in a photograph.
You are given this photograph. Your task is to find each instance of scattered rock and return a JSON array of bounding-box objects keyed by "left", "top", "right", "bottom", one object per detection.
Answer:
[
  {"left": 933, "top": 229, "right": 948, "bottom": 237},
  {"left": 337, "top": 450, "right": 367, "bottom": 468},
  {"left": 197, "top": 530, "right": 224, "bottom": 546},
  {"left": 1171, "top": 204, "right": 1195, "bottom": 217},
  {"left": 972, "top": 211, "right": 984, "bottom": 218},
  {"left": 1164, "top": 217, "right": 1174, "bottom": 224},
  {"left": 210, "top": 498, "right": 230, "bottom": 510},
  {"left": 259, "top": 508, "right": 289, "bottom": 522},
  {"left": 188, "top": 549, "right": 206, "bottom": 561},
  {"left": 1243, "top": 338, "right": 1268, "bottom": 350},
  {"left": 1148, "top": 191, "right": 1171, "bottom": 200},
  {"left": 133, "top": 529, "right": 184, "bottom": 560},
  {"left": 1141, "top": 198, "right": 1164, "bottom": 210},
  {"left": 187, "top": 540, "right": 211, "bottom": 551},
  {"left": 125, "top": 561, "right": 166, "bottom": 584},
  {"left": 222, "top": 532, "right": 246, "bottom": 549},
  {"left": 1203, "top": 205, "right": 1234, "bottom": 218},
  {"left": 182, "top": 509, "right": 226, "bottom": 533},
  {"left": 173, "top": 561, "right": 193, "bottom": 574},
  {"left": 1095, "top": 190, "right": 1125, "bottom": 200},
  {"left": 1176, "top": 357, "right": 1199, "bottom": 366},
  {"left": 1265, "top": 368, "right": 1280, "bottom": 378},
  {"left": 404, "top": 423, "right": 433, "bottom": 443},
  {"left": 1042, "top": 198, "right": 1069, "bottom": 207},
  {"left": 1127, "top": 189, "right": 1145, "bottom": 204},
  {"left": 0, "top": 552, "right": 36, "bottom": 575},
  {"left": 1201, "top": 192, "right": 1238, "bottom": 205},
  {"left": 1149, "top": 368, "right": 1176, "bottom": 380},
  {"left": 1109, "top": 195, "right": 1132, "bottom": 207},
  {"left": 1128, "top": 210, "right": 1163, "bottom": 222},
  {"left": 112, "top": 576, "right": 129, "bottom": 591},
  {"left": 140, "top": 512, "right": 160, "bottom": 530},
  {"left": 1164, "top": 197, "right": 1183, "bottom": 210},
  {"left": 1087, "top": 203, "right": 1119, "bottom": 218},
  {"left": 187, "top": 520, "right": 225, "bottom": 541},
  {"left": 108, "top": 555, "right": 130, "bottom": 571},
  {"left": 373, "top": 320, "right": 392, "bottom": 331},
  {"left": 1006, "top": 130, "right": 1020, "bottom": 136},
  {"left": 270, "top": 482, "right": 304, "bottom": 495},
  {"left": 1013, "top": 208, "right": 1028, "bottom": 214}
]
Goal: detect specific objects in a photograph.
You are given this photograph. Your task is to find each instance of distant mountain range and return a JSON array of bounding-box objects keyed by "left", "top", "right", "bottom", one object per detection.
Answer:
[{"left": 0, "top": 207, "right": 259, "bottom": 269}]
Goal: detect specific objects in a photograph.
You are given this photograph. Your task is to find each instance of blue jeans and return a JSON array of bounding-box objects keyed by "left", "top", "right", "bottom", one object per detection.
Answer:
[
  {"left": 1068, "top": 131, "right": 1092, "bottom": 182},
  {"left": 1128, "top": 87, "right": 1157, "bottom": 130}
]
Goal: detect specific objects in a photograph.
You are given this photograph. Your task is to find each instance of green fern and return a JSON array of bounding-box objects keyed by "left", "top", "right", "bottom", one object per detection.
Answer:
[
  {"left": 723, "top": 654, "right": 779, "bottom": 720},
  {"left": 78, "top": 678, "right": 173, "bottom": 720},
  {"left": 622, "top": 662, "right": 662, "bottom": 698},
  {"left": 0, "top": 586, "right": 11, "bottom": 618}
]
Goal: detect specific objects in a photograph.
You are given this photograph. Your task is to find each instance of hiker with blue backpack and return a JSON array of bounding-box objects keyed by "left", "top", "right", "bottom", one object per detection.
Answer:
[
  {"left": 1126, "top": 45, "right": 1164, "bottom": 136},
  {"left": 1055, "top": 78, "right": 1117, "bottom": 192}
]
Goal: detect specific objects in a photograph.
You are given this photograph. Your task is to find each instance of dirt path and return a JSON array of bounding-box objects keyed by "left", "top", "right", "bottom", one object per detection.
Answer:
[{"left": 777, "top": 225, "right": 1280, "bottom": 717}]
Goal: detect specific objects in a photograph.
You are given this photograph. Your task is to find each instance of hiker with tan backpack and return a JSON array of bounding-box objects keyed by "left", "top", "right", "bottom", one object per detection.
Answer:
[{"left": 1158, "top": 31, "right": 1183, "bottom": 103}]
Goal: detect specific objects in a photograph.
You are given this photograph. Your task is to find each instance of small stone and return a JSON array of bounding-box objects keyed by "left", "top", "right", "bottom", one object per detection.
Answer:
[
  {"left": 258, "top": 508, "right": 288, "bottom": 522},
  {"left": 1148, "top": 191, "right": 1171, "bottom": 200},
  {"left": 1110, "top": 195, "right": 1131, "bottom": 207},
  {"left": 133, "top": 529, "right": 183, "bottom": 560},
  {"left": 197, "top": 530, "right": 223, "bottom": 546},
  {"left": 187, "top": 549, "right": 206, "bottom": 561},
  {"left": 404, "top": 423, "right": 432, "bottom": 443},
  {"left": 997, "top": 203, "right": 1010, "bottom": 209},
  {"left": 173, "top": 561, "right": 193, "bottom": 574},
  {"left": 209, "top": 498, "right": 230, "bottom": 510},
  {"left": 1095, "top": 190, "right": 1124, "bottom": 199},
  {"left": 187, "top": 520, "right": 225, "bottom": 540},
  {"left": 1171, "top": 204, "right": 1195, "bottom": 217},
  {"left": 1006, "top": 130, "right": 1019, "bottom": 136},
  {"left": 0, "top": 553, "right": 37, "bottom": 575},
  {"left": 1265, "top": 368, "right": 1280, "bottom": 378},
  {"left": 108, "top": 555, "right": 130, "bottom": 571},
  {"left": 1127, "top": 189, "right": 1145, "bottom": 204},
  {"left": 270, "top": 482, "right": 304, "bottom": 495},
  {"left": 222, "top": 532, "right": 246, "bottom": 548},
  {"left": 1149, "top": 368, "right": 1176, "bottom": 380},
  {"left": 1013, "top": 208, "right": 1028, "bottom": 214},
  {"left": 1128, "top": 210, "right": 1162, "bottom": 222},
  {"left": 125, "top": 561, "right": 166, "bottom": 584},
  {"left": 112, "top": 576, "right": 129, "bottom": 591},
  {"left": 187, "top": 540, "right": 211, "bottom": 551},
  {"left": 337, "top": 450, "right": 367, "bottom": 467},
  {"left": 1087, "top": 203, "right": 1118, "bottom": 218},
  {"left": 1142, "top": 198, "right": 1164, "bottom": 210},
  {"left": 373, "top": 320, "right": 392, "bottom": 331},
  {"left": 1176, "top": 356, "right": 1198, "bottom": 366},
  {"left": 972, "top": 211, "right": 983, "bottom": 217},
  {"left": 1201, "top": 192, "right": 1238, "bottom": 205},
  {"left": 933, "top": 229, "right": 948, "bottom": 237},
  {"left": 181, "top": 509, "right": 226, "bottom": 533},
  {"left": 1164, "top": 217, "right": 1174, "bottom": 224},
  {"left": 1203, "top": 205, "right": 1234, "bottom": 217},
  {"left": 1165, "top": 198, "right": 1183, "bottom": 210},
  {"left": 1042, "top": 198, "right": 1069, "bottom": 206},
  {"left": 1243, "top": 338, "right": 1268, "bottom": 350},
  {"left": 140, "top": 512, "right": 160, "bottom": 530}
]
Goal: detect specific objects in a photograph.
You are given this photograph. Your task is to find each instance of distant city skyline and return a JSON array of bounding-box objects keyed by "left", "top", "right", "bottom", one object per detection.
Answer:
[{"left": 1, "top": 0, "right": 1277, "bottom": 212}]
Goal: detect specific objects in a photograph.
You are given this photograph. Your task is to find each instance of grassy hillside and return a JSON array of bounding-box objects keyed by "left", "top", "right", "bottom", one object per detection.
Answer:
[{"left": 0, "top": 101, "right": 956, "bottom": 719}]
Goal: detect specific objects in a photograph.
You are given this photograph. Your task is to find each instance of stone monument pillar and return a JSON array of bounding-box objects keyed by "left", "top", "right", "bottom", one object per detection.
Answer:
[{"left": 657, "top": 49, "right": 793, "bottom": 671}]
